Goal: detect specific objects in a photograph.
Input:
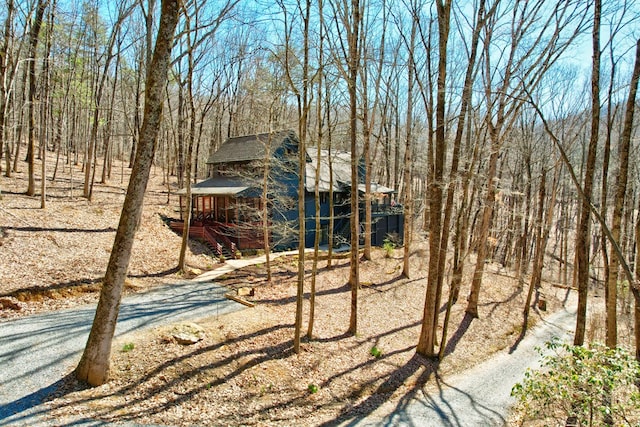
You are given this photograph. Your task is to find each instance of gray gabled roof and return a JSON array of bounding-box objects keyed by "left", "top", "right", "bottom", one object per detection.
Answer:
[
  {"left": 207, "top": 130, "right": 298, "bottom": 164},
  {"left": 305, "top": 148, "right": 396, "bottom": 194},
  {"left": 305, "top": 148, "right": 350, "bottom": 192}
]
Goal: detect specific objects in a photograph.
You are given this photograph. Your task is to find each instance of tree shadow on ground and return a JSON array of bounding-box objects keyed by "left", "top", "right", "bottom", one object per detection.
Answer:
[
  {"left": 481, "top": 284, "right": 523, "bottom": 317},
  {"left": 324, "top": 353, "right": 438, "bottom": 426},
  {"left": 420, "top": 373, "right": 506, "bottom": 426},
  {"left": 442, "top": 312, "right": 475, "bottom": 358},
  {"left": 0, "top": 374, "right": 75, "bottom": 424},
  {"left": 508, "top": 305, "right": 543, "bottom": 354},
  {"left": 38, "top": 316, "right": 427, "bottom": 426},
  {"left": 39, "top": 323, "right": 294, "bottom": 423}
]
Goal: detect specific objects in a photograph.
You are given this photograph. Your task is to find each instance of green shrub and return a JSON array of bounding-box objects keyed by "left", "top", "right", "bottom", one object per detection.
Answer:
[
  {"left": 511, "top": 339, "right": 640, "bottom": 426},
  {"left": 382, "top": 239, "right": 396, "bottom": 258},
  {"left": 121, "top": 342, "right": 135, "bottom": 353},
  {"left": 370, "top": 346, "right": 383, "bottom": 358}
]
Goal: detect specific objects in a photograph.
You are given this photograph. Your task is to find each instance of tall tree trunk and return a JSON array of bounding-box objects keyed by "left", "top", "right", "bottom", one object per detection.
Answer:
[
  {"left": 0, "top": 0, "right": 14, "bottom": 180},
  {"left": 608, "top": 38, "right": 640, "bottom": 349},
  {"left": 450, "top": 120, "right": 482, "bottom": 303},
  {"left": 524, "top": 168, "right": 549, "bottom": 324},
  {"left": 326, "top": 83, "right": 335, "bottom": 269},
  {"left": 360, "top": 4, "right": 385, "bottom": 261},
  {"left": 262, "top": 126, "right": 274, "bottom": 283},
  {"left": 575, "top": 0, "right": 601, "bottom": 346},
  {"left": 39, "top": 1, "right": 55, "bottom": 208},
  {"left": 178, "top": 7, "right": 200, "bottom": 274},
  {"left": 101, "top": 44, "right": 122, "bottom": 184},
  {"left": 347, "top": 0, "right": 361, "bottom": 335},
  {"left": 599, "top": 69, "right": 616, "bottom": 306},
  {"left": 293, "top": 0, "right": 310, "bottom": 352},
  {"left": 635, "top": 191, "right": 640, "bottom": 361},
  {"left": 401, "top": 11, "right": 416, "bottom": 280},
  {"left": 75, "top": 0, "right": 179, "bottom": 386},
  {"left": 362, "top": 65, "right": 372, "bottom": 261},
  {"left": 466, "top": 126, "right": 501, "bottom": 318},
  {"left": 308, "top": 0, "right": 324, "bottom": 340},
  {"left": 438, "top": 0, "right": 488, "bottom": 359},
  {"left": 13, "top": 61, "right": 27, "bottom": 174},
  {"left": 417, "top": 0, "right": 450, "bottom": 358},
  {"left": 26, "top": 0, "right": 48, "bottom": 196}
]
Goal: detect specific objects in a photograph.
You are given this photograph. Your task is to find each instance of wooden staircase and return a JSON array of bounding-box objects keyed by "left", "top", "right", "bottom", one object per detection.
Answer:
[{"left": 170, "top": 221, "right": 235, "bottom": 259}]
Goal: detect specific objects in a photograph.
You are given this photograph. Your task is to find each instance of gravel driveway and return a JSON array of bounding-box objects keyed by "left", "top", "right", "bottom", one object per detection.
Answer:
[
  {"left": 0, "top": 279, "right": 244, "bottom": 427},
  {"left": 339, "top": 305, "right": 577, "bottom": 427},
  {"left": 1, "top": 260, "right": 576, "bottom": 427}
]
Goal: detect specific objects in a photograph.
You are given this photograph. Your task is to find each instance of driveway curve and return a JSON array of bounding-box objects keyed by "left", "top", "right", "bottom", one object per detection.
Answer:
[
  {"left": 0, "top": 259, "right": 261, "bottom": 427},
  {"left": 341, "top": 305, "right": 577, "bottom": 427}
]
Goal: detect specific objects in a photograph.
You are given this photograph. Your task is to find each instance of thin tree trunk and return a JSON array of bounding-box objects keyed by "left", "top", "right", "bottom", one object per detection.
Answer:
[
  {"left": 26, "top": 0, "right": 48, "bottom": 196},
  {"left": 292, "top": 0, "right": 310, "bottom": 352},
  {"left": 347, "top": 0, "right": 361, "bottom": 335},
  {"left": 466, "top": 128, "right": 500, "bottom": 318},
  {"left": 178, "top": 8, "right": 200, "bottom": 273},
  {"left": 0, "top": 0, "right": 14, "bottom": 180},
  {"left": 437, "top": 0, "right": 488, "bottom": 358},
  {"left": 606, "top": 38, "right": 640, "bottom": 349},
  {"left": 262, "top": 128, "right": 274, "bottom": 283},
  {"left": 401, "top": 12, "right": 416, "bottom": 280},
  {"left": 326, "top": 83, "right": 334, "bottom": 269},
  {"left": 308, "top": 0, "right": 324, "bottom": 339},
  {"left": 524, "top": 167, "right": 559, "bottom": 325},
  {"left": 575, "top": 0, "right": 601, "bottom": 346}
]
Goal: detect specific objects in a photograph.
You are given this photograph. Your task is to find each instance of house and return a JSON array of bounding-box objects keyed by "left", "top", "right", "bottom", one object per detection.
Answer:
[{"left": 174, "top": 130, "right": 403, "bottom": 255}]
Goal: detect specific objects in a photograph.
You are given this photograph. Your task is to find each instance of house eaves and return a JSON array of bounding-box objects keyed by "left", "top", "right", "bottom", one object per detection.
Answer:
[{"left": 207, "top": 130, "right": 298, "bottom": 164}]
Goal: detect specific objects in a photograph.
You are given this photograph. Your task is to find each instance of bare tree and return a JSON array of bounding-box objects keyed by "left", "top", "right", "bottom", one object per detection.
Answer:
[
  {"left": 526, "top": 33, "right": 639, "bottom": 356},
  {"left": 607, "top": 38, "right": 640, "bottom": 349},
  {"left": 399, "top": 4, "right": 417, "bottom": 280},
  {"left": 75, "top": 0, "right": 180, "bottom": 386},
  {"left": 277, "top": 0, "right": 313, "bottom": 352},
  {"left": 417, "top": 0, "right": 450, "bottom": 358},
  {"left": 0, "top": 0, "right": 15, "bottom": 181},
  {"left": 308, "top": 0, "right": 325, "bottom": 340},
  {"left": 466, "top": 0, "right": 588, "bottom": 318},
  {"left": 326, "top": 0, "right": 362, "bottom": 335},
  {"left": 83, "top": 1, "right": 136, "bottom": 200},
  {"left": 574, "top": 0, "right": 601, "bottom": 346},
  {"left": 359, "top": 0, "right": 387, "bottom": 261},
  {"left": 346, "top": 0, "right": 362, "bottom": 335},
  {"left": 439, "top": 0, "right": 493, "bottom": 359},
  {"left": 26, "top": 0, "right": 48, "bottom": 196}
]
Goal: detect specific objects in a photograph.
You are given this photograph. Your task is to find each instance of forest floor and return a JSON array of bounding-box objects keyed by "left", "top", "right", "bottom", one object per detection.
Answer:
[{"left": 0, "top": 160, "right": 626, "bottom": 426}]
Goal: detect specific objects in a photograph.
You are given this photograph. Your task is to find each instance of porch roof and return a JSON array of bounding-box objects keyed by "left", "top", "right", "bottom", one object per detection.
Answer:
[{"left": 176, "top": 176, "right": 251, "bottom": 196}]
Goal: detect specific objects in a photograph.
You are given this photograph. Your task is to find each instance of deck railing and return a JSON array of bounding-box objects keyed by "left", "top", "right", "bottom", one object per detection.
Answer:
[{"left": 207, "top": 225, "right": 237, "bottom": 255}]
